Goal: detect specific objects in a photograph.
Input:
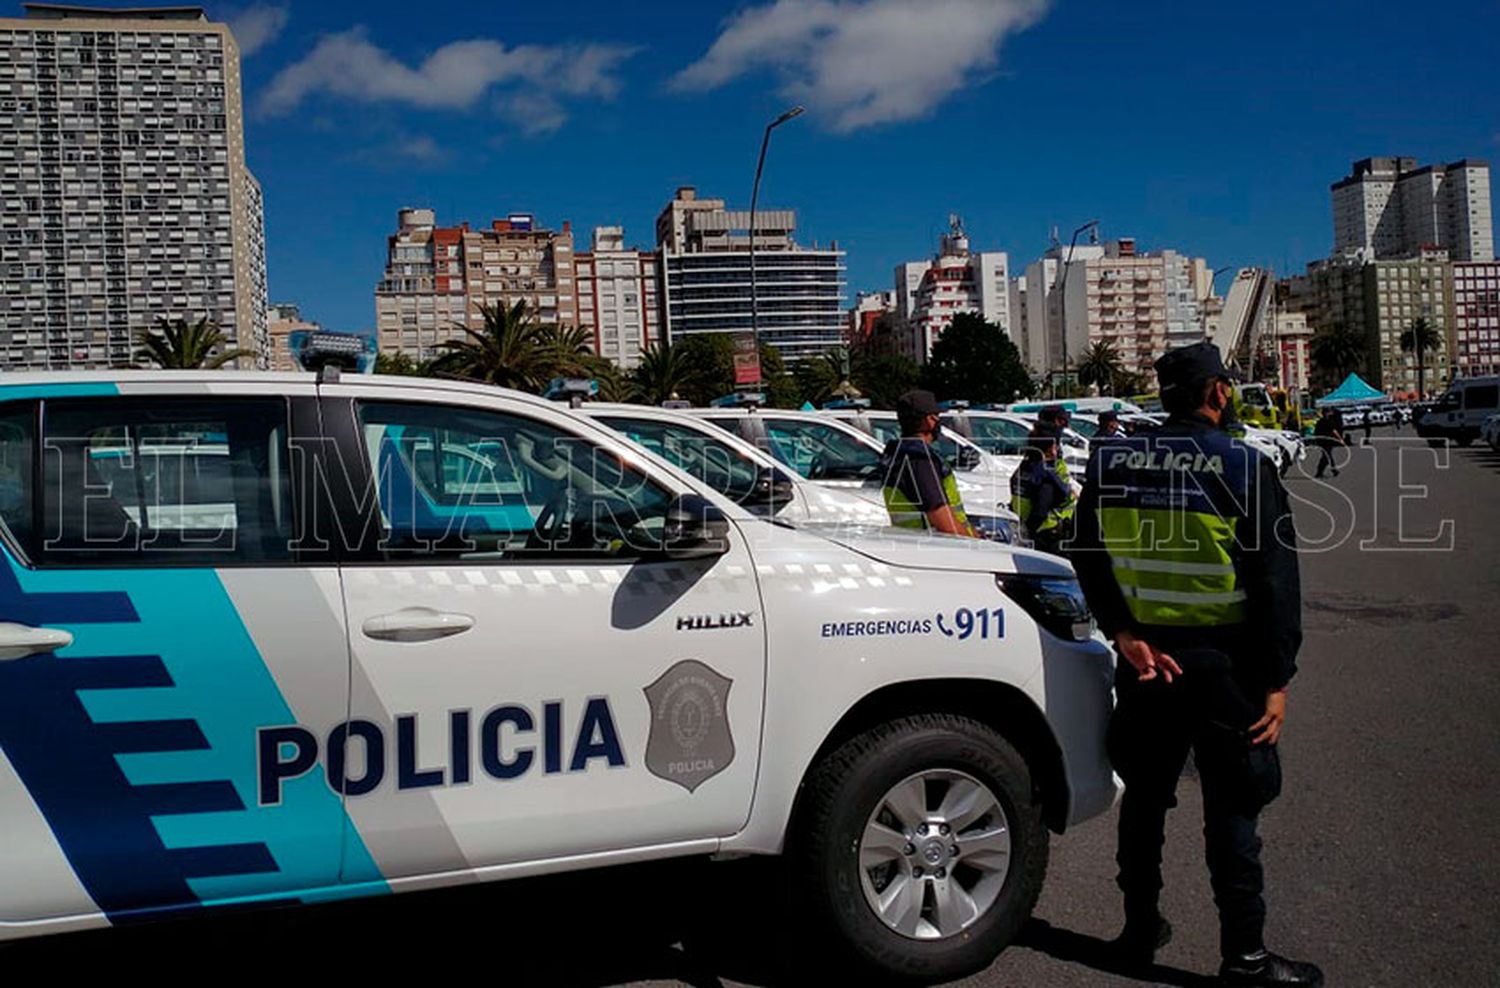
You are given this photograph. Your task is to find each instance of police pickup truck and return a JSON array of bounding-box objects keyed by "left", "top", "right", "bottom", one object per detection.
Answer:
[{"left": 0, "top": 372, "right": 1115, "bottom": 982}]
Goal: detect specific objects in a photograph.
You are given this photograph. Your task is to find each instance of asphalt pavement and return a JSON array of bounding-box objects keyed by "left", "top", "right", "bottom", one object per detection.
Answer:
[{"left": 4, "top": 430, "right": 1497, "bottom": 986}]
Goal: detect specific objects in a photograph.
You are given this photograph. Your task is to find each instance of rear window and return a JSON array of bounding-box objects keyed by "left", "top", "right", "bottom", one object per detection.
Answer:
[
  {"left": 0, "top": 403, "right": 34, "bottom": 557},
  {"left": 38, "top": 398, "right": 293, "bottom": 566}
]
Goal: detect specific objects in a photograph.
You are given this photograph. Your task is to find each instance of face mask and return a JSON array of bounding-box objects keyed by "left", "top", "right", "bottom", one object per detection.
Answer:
[{"left": 1216, "top": 383, "right": 1238, "bottom": 431}]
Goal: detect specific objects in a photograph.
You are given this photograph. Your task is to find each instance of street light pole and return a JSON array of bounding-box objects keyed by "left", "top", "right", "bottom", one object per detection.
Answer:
[
  {"left": 1052, "top": 218, "right": 1099, "bottom": 398},
  {"left": 748, "top": 105, "right": 804, "bottom": 392}
]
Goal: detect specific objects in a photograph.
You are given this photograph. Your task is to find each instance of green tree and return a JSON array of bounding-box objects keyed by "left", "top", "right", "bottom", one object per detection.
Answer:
[
  {"left": 758, "top": 343, "right": 803, "bottom": 408},
  {"left": 920, "top": 312, "right": 1031, "bottom": 405},
  {"left": 672, "top": 334, "right": 738, "bottom": 406},
  {"left": 1399, "top": 316, "right": 1443, "bottom": 398},
  {"left": 134, "top": 316, "right": 255, "bottom": 369},
  {"left": 629, "top": 338, "right": 700, "bottom": 405},
  {"left": 853, "top": 352, "right": 922, "bottom": 409},
  {"left": 1075, "top": 340, "right": 1123, "bottom": 395},
  {"left": 1111, "top": 369, "right": 1152, "bottom": 398},
  {"left": 792, "top": 349, "right": 845, "bottom": 408},
  {"left": 1309, "top": 323, "right": 1368, "bottom": 386},
  {"left": 374, "top": 351, "right": 434, "bottom": 376},
  {"left": 429, "top": 300, "right": 548, "bottom": 390},
  {"left": 536, "top": 322, "right": 597, "bottom": 381}
]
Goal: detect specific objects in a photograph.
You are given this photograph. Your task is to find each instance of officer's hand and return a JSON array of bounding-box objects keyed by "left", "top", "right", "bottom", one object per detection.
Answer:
[
  {"left": 1115, "top": 630, "right": 1183, "bottom": 684},
  {"left": 1249, "top": 689, "right": 1287, "bottom": 745}
]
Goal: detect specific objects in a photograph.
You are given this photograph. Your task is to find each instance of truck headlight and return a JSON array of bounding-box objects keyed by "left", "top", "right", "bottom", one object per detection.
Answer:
[{"left": 996, "top": 574, "right": 1094, "bottom": 641}]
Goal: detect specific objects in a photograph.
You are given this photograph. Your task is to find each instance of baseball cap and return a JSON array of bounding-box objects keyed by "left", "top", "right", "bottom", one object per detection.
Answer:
[
  {"left": 896, "top": 389, "right": 941, "bottom": 420},
  {"left": 1155, "top": 342, "right": 1242, "bottom": 398}
]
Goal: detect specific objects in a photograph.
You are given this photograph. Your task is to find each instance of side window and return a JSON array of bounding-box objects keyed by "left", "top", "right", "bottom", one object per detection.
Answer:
[
  {"left": 1464, "top": 384, "right": 1498, "bottom": 410},
  {"left": 0, "top": 403, "right": 34, "bottom": 558},
  {"left": 358, "top": 401, "right": 677, "bottom": 561},
  {"left": 867, "top": 419, "right": 902, "bottom": 444},
  {"left": 762, "top": 419, "right": 880, "bottom": 481},
  {"left": 40, "top": 399, "right": 292, "bottom": 566},
  {"left": 596, "top": 416, "right": 760, "bottom": 505}
]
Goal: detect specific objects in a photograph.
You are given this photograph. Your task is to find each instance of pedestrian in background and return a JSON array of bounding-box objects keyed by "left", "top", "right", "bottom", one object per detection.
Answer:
[
  {"left": 1312, "top": 409, "right": 1345, "bottom": 478},
  {"left": 1072, "top": 342, "right": 1323, "bottom": 987},
  {"left": 1008, "top": 424, "right": 1073, "bottom": 555}
]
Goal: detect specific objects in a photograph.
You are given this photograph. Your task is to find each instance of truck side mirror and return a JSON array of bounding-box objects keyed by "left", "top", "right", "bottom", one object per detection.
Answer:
[{"left": 662, "top": 493, "right": 731, "bottom": 560}]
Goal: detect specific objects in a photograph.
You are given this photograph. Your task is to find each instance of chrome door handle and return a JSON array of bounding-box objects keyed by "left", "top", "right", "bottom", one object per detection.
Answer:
[
  {"left": 361, "top": 607, "right": 475, "bottom": 643},
  {"left": 0, "top": 622, "right": 75, "bottom": 661}
]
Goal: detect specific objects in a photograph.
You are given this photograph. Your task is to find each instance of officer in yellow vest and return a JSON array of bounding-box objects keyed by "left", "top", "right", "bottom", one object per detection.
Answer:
[
  {"left": 877, "top": 390, "right": 977, "bottom": 537},
  {"left": 1072, "top": 343, "right": 1321, "bottom": 987},
  {"left": 1008, "top": 424, "right": 1073, "bottom": 555}
]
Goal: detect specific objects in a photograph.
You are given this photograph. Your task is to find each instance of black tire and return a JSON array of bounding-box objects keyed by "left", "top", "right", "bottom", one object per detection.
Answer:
[{"left": 792, "top": 713, "right": 1048, "bottom": 984}]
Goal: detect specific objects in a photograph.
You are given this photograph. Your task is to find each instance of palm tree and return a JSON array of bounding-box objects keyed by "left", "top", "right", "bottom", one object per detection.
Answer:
[
  {"left": 1075, "top": 340, "right": 1122, "bottom": 395},
  {"left": 1399, "top": 317, "right": 1442, "bottom": 398},
  {"left": 1309, "top": 324, "right": 1367, "bottom": 384},
  {"left": 536, "top": 322, "right": 597, "bottom": 380},
  {"left": 134, "top": 316, "right": 255, "bottom": 369},
  {"left": 430, "top": 300, "right": 548, "bottom": 390},
  {"left": 629, "top": 338, "right": 698, "bottom": 405}
]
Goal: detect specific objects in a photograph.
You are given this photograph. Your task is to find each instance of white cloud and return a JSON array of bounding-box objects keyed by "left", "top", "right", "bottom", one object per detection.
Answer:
[
  {"left": 226, "top": 4, "right": 288, "bottom": 58},
  {"left": 673, "top": 0, "right": 1051, "bottom": 132},
  {"left": 258, "top": 28, "right": 637, "bottom": 130}
]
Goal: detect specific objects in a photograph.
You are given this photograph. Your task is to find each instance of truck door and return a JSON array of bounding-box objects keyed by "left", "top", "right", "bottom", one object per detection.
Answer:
[{"left": 319, "top": 388, "right": 766, "bottom": 880}]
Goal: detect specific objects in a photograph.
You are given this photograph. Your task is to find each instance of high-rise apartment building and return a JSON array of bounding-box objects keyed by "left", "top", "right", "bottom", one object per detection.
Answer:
[
  {"left": 574, "top": 225, "right": 659, "bottom": 370},
  {"left": 0, "top": 3, "right": 269, "bottom": 370},
  {"left": 1332, "top": 157, "right": 1494, "bottom": 262},
  {"left": 265, "top": 301, "right": 315, "bottom": 372},
  {"left": 895, "top": 216, "right": 1009, "bottom": 361},
  {"left": 656, "top": 186, "right": 845, "bottom": 362},
  {"left": 1451, "top": 261, "right": 1500, "bottom": 378},
  {"left": 375, "top": 208, "right": 578, "bottom": 360},
  {"left": 1019, "top": 238, "right": 1216, "bottom": 378},
  {"left": 1286, "top": 248, "right": 1455, "bottom": 394}
]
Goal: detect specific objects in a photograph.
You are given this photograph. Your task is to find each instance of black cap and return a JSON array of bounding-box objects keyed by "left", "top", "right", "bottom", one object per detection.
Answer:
[
  {"left": 1027, "top": 423, "right": 1061, "bottom": 446},
  {"left": 896, "top": 389, "right": 941, "bottom": 420},
  {"left": 1098, "top": 409, "right": 1119, "bottom": 424},
  {"left": 1038, "top": 404, "right": 1067, "bottom": 423},
  {"left": 1155, "top": 342, "right": 1241, "bottom": 399}
]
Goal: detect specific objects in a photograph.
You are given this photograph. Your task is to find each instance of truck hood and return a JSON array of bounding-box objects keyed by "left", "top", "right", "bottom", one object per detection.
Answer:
[{"left": 806, "top": 524, "right": 1075, "bottom": 578}]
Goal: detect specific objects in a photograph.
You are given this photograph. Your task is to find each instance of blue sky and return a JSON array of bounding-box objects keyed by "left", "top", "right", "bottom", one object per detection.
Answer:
[{"left": 78, "top": 1, "right": 1500, "bottom": 330}]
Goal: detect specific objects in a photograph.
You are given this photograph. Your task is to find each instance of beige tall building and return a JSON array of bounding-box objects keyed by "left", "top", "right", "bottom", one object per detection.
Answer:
[
  {"left": 375, "top": 208, "right": 578, "bottom": 360},
  {"left": 1285, "top": 248, "right": 1454, "bottom": 395},
  {"left": 0, "top": 3, "right": 268, "bottom": 369},
  {"left": 1332, "top": 157, "right": 1493, "bottom": 262},
  {"left": 265, "top": 301, "right": 315, "bottom": 372},
  {"left": 574, "top": 226, "right": 660, "bottom": 369}
]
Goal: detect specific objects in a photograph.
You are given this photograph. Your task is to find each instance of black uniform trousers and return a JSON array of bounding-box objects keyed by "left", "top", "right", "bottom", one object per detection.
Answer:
[{"left": 1108, "top": 649, "right": 1281, "bottom": 960}]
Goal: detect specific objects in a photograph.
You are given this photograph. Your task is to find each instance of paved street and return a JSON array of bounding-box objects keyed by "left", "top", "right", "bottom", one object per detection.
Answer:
[{"left": 4, "top": 433, "right": 1497, "bottom": 986}]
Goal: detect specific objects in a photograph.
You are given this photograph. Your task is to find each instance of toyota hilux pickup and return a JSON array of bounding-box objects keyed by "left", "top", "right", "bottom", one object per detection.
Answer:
[{"left": 0, "top": 371, "right": 1116, "bottom": 982}]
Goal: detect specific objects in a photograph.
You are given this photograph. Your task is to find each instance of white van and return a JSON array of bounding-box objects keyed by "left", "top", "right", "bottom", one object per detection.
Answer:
[{"left": 1415, "top": 377, "right": 1500, "bottom": 446}]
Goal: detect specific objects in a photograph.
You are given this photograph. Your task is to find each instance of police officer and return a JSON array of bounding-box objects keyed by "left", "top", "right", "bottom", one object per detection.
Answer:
[
  {"left": 878, "top": 389, "right": 978, "bottom": 537},
  {"left": 1097, "top": 409, "right": 1123, "bottom": 437},
  {"left": 1072, "top": 342, "right": 1322, "bottom": 986},
  {"left": 1008, "top": 424, "right": 1073, "bottom": 555}
]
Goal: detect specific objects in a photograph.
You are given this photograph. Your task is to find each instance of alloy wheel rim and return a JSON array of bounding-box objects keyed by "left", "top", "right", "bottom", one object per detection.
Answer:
[{"left": 857, "top": 768, "right": 1012, "bottom": 940}]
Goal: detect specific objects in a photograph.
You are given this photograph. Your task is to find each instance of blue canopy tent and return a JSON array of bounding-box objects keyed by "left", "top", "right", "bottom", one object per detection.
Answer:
[{"left": 1316, "top": 373, "right": 1388, "bottom": 406}]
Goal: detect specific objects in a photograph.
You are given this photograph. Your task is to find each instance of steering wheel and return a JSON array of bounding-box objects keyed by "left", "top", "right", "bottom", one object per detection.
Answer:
[{"left": 525, "top": 490, "right": 654, "bottom": 555}]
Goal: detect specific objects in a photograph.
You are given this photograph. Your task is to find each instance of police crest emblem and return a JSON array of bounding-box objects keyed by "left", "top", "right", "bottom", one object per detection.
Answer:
[{"left": 642, "top": 660, "right": 735, "bottom": 792}]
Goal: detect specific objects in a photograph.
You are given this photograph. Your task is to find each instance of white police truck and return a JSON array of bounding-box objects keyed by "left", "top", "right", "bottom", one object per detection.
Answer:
[{"left": 0, "top": 372, "right": 1116, "bottom": 982}]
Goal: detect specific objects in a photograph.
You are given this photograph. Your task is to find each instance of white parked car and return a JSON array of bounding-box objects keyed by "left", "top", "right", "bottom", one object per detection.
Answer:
[
  {"left": 820, "top": 405, "right": 1022, "bottom": 504},
  {"left": 691, "top": 405, "right": 1020, "bottom": 543},
  {"left": 1481, "top": 412, "right": 1500, "bottom": 451},
  {"left": 0, "top": 371, "right": 1117, "bottom": 983},
  {"left": 577, "top": 402, "right": 889, "bottom": 528},
  {"left": 1417, "top": 377, "right": 1500, "bottom": 447}
]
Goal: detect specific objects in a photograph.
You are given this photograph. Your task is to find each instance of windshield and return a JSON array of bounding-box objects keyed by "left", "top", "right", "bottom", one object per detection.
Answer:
[
  {"left": 961, "top": 415, "right": 1030, "bottom": 454},
  {"left": 1239, "top": 384, "right": 1273, "bottom": 409},
  {"left": 1068, "top": 418, "right": 1098, "bottom": 438},
  {"left": 762, "top": 418, "right": 880, "bottom": 480},
  {"left": 595, "top": 415, "right": 768, "bottom": 510}
]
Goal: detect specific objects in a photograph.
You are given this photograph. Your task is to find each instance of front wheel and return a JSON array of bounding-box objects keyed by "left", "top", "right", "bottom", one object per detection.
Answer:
[{"left": 792, "top": 714, "right": 1048, "bottom": 983}]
